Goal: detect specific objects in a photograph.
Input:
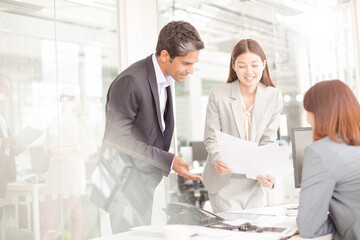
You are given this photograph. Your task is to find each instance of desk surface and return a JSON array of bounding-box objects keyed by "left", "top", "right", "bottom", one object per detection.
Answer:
[
  {"left": 91, "top": 205, "right": 332, "bottom": 240},
  {"left": 92, "top": 231, "right": 331, "bottom": 240},
  {"left": 4, "top": 182, "right": 44, "bottom": 240}
]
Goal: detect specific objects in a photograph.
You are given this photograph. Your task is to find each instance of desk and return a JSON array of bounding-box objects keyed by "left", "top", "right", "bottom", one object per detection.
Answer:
[
  {"left": 91, "top": 231, "right": 331, "bottom": 240},
  {"left": 2, "top": 182, "right": 44, "bottom": 240},
  {"left": 90, "top": 205, "right": 332, "bottom": 240}
]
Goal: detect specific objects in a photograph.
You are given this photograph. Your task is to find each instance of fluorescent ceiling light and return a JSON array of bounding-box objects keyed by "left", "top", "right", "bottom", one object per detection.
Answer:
[{"left": 0, "top": 0, "right": 43, "bottom": 14}]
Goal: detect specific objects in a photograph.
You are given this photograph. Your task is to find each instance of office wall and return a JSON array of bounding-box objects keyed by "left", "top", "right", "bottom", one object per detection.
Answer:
[
  {"left": 117, "top": 0, "right": 158, "bottom": 70},
  {"left": 0, "top": 1, "right": 118, "bottom": 239}
]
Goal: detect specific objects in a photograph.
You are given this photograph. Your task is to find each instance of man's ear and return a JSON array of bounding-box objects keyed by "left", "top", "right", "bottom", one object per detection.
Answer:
[{"left": 160, "top": 50, "right": 170, "bottom": 63}]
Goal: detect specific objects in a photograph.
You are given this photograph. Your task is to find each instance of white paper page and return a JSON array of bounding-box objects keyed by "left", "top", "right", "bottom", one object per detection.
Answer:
[
  {"left": 216, "top": 130, "right": 293, "bottom": 179},
  {"left": 131, "top": 225, "right": 238, "bottom": 239},
  {"left": 215, "top": 130, "right": 257, "bottom": 175},
  {"left": 15, "top": 126, "right": 44, "bottom": 148}
]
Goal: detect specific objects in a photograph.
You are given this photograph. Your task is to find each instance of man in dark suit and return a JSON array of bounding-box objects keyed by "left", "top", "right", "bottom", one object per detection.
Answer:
[
  {"left": 0, "top": 75, "right": 17, "bottom": 221},
  {"left": 90, "top": 21, "right": 204, "bottom": 233}
]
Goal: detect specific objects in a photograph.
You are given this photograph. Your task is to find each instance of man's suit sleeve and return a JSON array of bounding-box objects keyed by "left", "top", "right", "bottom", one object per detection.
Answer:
[
  {"left": 296, "top": 145, "right": 334, "bottom": 238},
  {"left": 105, "top": 76, "right": 174, "bottom": 176},
  {"left": 202, "top": 87, "right": 232, "bottom": 195}
]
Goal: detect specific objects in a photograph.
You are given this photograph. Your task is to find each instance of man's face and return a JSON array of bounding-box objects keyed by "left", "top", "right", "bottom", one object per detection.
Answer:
[{"left": 163, "top": 50, "right": 200, "bottom": 82}]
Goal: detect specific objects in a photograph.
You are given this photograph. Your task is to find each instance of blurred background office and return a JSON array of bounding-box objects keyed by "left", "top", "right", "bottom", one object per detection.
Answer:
[{"left": 0, "top": 0, "right": 359, "bottom": 239}]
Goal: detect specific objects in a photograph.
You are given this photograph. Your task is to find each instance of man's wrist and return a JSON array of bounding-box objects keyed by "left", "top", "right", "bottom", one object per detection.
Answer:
[{"left": 170, "top": 156, "right": 175, "bottom": 170}]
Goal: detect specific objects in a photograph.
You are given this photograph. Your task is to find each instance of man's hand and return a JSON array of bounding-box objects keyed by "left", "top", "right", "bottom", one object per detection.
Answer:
[
  {"left": 1, "top": 138, "right": 16, "bottom": 149},
  {"left": 214, "top": 158, "right": 233, "bottom": 175},
  {"left": 256, "top": 174, "right": 275, "bottom": 188},
  {"left": 172, "top": 156, "right": 203, "bottom": 180}
]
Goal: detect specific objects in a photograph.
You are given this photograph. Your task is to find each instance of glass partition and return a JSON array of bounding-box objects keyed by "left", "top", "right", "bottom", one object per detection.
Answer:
[
  {"left": 157, "top": 0, "right": 359, "bottom": 207},
  {"left": 0, "top": 0, "right": 117, "bottom": 239}
]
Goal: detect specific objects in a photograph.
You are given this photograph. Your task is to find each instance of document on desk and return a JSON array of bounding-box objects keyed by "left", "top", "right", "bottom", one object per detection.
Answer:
[
  {"left": 215, "top": 130, "right": 293, "bottom": 179},
  {"left": 15, "top": 126, "right": 44, "bottom": 148},
  {"left": 132, "top": 223, "right": 297, "bottom": 240},
  {"left": 131, "top": 225, "right": 239, "bottom": 239}
]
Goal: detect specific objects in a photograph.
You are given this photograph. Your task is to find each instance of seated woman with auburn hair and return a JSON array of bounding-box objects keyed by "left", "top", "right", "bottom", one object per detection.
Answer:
[{"left": 297, "top": 80, "right": 360, "bottom": 240}]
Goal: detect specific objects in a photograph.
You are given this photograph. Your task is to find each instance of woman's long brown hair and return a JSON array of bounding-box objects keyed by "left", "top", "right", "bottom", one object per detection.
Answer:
[{"left": 303, "top": 80, "right": 360, "bottom": 145}]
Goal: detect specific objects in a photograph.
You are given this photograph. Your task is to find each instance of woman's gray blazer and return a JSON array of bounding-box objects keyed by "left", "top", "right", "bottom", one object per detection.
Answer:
[
  {"left": 297, "top": 137, "right": 360, "bottom": 240},
  {"left": 202, "top": 80, "right": 283, "bottom": 212}
]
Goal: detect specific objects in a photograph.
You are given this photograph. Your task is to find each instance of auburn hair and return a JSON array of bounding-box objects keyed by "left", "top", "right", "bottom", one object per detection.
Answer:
[
  {"left": 227, "top": 39, "right": 275, "bottom": 87},
  {"left": 303, "top": 80, "right": 360, "bottom": 145}
]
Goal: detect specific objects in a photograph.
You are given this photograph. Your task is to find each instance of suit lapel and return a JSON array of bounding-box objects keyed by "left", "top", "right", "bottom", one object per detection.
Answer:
[
  {"left": 145, "top": 55, "right": 164, "bottom": 135},
  {"left": 229, "top": 80, "right": 245, "bottom": 139},
  {"left": 250, "top": 83, "right": 266, "bottom": 142}
]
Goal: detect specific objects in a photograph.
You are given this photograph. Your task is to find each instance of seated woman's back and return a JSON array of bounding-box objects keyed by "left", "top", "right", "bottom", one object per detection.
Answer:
[
  {"left": 297, "top": 80, "right": 360, "bottom": 240},
  {"left": 298, "top": 136, "right": 360, "bottom": 240}
]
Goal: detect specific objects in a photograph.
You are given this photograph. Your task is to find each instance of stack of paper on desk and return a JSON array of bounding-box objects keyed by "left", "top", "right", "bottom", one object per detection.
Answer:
[
  {"left": 215, "top": 130, "right": 293, "bottom": 179},
  {"left": 131, "top": 222, "right": 297, "bottom": 240}
]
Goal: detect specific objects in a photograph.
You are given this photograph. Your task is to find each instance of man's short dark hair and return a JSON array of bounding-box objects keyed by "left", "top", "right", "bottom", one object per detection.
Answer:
[{"left": 155, "top": 21, "right": 204, "bottom": 59}]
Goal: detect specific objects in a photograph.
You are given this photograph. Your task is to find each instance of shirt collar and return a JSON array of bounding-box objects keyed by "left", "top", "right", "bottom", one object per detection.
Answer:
[{"left": 152, "top": 53, "right": 174, "bottom": 88}]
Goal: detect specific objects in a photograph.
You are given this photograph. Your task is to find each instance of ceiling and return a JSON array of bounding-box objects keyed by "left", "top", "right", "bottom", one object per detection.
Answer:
[
  {"left": 0, "top": 0, "right": 117, "bottom": 31},
  {"left": 0, "top": 0, "right": 346, "bottom": 55},
  {"left": 0, "top": 0, "right": 351, "bottom": 84},
  {"left": 157, "top": 0, "right": 345, "bottom": 54}
]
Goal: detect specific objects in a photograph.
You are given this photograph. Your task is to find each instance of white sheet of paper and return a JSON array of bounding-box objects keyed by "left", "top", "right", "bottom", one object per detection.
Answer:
[
  {"left": 216, "top": 130, "right": 293, "bottom": 179},
  {"left": 15, "top": 126, "right": 44, "bottom": 148}
]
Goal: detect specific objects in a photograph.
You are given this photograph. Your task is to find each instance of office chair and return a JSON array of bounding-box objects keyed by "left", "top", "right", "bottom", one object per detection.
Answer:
[{"left": 177, "top": 141, "right": 208, "bottom": 208}]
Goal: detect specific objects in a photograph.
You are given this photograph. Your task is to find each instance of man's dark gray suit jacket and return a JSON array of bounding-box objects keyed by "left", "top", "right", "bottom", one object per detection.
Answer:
[
  {"left": 104, "top": 54, "right": 175, "bottom": 179},
  {"left": 90, "top": 55, "right": 175, "bottom": 232}
]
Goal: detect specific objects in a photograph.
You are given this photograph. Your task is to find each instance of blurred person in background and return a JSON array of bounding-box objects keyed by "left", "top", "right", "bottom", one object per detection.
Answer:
[
  {"left": 40, "top": 86, "right": 93, "bottom": 240},
  {"left": 0, "top": 74, "right": 26, "bottom": 221},
  {"left": 0, "top": 74, "right": 16, "bottom": 221}
]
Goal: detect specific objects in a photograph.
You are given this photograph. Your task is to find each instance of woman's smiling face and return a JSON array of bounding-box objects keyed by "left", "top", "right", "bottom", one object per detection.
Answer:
[{"left": 232, "top": 52, "right": 266, "bottom": 91}]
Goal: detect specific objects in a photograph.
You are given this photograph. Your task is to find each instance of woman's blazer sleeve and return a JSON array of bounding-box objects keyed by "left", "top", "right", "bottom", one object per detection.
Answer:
[
  {"left": 202, "top": 88, "right": 231, "bottom": 194},
  {"left": 259, "top": 88, "right": 283, "bottom": 145},
  {"left": 204, "top": 89, "right": 222, "bottom": 164}
]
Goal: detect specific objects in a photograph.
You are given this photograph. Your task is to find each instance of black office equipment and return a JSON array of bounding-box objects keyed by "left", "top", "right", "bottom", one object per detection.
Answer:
[
  {"left": 90, "top": 145, "right": 153, "bottom": 212},
  {"left": 190, "top": 141, "right": 207, "bottom": 165},
  {"left": 89, "top": 141, "right": 160, "bottom": 232},
  {"left": 163, "top": 202, "right": 263, "bottom": 232},
  {"left": 290, "top": 127, "right": 313, "bottom": 188},
  {"left": 177, "top": 141, "right": 208, "bottom": 208}
]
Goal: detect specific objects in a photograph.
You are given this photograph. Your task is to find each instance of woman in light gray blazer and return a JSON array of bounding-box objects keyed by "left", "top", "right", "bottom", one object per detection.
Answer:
[
  {"left": 202, "top": 39, "right": 283, "bottom": 213},
  {"left": 297, "top": 80, "right": 360, "bottom": 240}
]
